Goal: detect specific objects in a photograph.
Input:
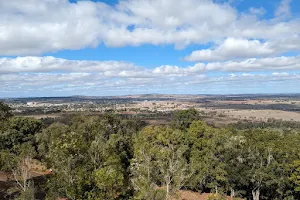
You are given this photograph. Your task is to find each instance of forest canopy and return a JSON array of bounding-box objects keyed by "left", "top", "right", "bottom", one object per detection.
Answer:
[{"left": 1, "top": 103, "right": 300, "bottom": 200}]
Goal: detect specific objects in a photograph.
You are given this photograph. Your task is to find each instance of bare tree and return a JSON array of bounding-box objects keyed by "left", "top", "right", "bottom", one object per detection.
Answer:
[{"left": 12, "top": 156, "right": 33, "bottom": 193}]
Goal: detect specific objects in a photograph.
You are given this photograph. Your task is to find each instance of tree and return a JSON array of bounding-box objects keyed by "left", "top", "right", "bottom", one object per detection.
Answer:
[
  {"left": 224, "top": 134, "right": 249, "bottom": 198},
  {"left": 289, "top": 160, "right": 300, "bottom": 192},
  {"left": 0, "top": 117, "right": 42, "bottom": 153},
  {"left": 94, "top": 161, "right": 124, "bottom": 199},
  {"left": 131, "top": 126, "right": 191, "bottom": 200},
  {"left": 11, "top": 143, "right": 37, "bottom": 199},
  {"left": 42, "top": 115, "right": 142, "bottom": 199},
  {"left": 0, "top": 101, "right": 12, "bottom": 121},
  {"left": 131, "top": 126, "right": 158, "bottom": 200},
  {"left": 170, "top": 109, "right": 200, "bottom": 131},
  {"left": 45, "top": 129, "right": 91, "bottom": 199},
  {"left": 226, "top": 129, "right": 297, "bottom": 200},
  {"left": 188, "top": 121, "right": 229, "bottom": 194},
  {"left": 36, "top": 122, "right": 69, "bottom": 159},
  {"left": 0, "top": 102, "right": 12, "bottom": 133}
]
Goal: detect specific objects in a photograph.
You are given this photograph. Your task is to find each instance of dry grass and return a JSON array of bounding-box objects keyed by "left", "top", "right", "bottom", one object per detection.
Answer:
[{"left": 197, "top": 108, "right": 300, "bottom": 122}]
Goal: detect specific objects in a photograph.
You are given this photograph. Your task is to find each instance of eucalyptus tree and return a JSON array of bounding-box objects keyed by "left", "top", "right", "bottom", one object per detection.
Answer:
[
  {"left": 131, "top": 125, "right": 191, "bottom": 200},
  {"left": 187, "top": 121, "right": 230, "bottom": 194}
]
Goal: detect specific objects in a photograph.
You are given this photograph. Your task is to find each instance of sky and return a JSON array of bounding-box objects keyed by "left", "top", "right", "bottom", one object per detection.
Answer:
[{"left": 1, "top": 0, "right": 300, "bottom": 97}]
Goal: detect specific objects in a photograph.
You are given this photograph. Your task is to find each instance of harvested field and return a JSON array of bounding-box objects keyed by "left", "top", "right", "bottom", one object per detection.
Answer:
[
  {"left": 197, "top": 108, "right": 300, "bottom": 122},
  {"left": 225, "top": 109, "right": 300, "bottom": 121}
]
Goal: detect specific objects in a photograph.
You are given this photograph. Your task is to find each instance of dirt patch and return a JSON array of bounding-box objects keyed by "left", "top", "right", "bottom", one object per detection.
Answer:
[
  {"left": 171, "top": 191, "right": 243, "bottom": 200},
  {"left": 0, "top": 172, "right": 8, "bottom": 182},
  {"left": 145, "top": 119, "right": 170, "bottom": 125}
]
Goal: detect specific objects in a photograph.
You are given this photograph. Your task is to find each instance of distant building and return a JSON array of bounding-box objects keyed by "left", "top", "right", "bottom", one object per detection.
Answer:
[{"left": 27, "top": 101, "right": 37, "bottom": 106}]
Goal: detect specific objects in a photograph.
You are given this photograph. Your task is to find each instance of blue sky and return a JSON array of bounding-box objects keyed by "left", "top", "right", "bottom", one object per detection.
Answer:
[{"left": 0, "top": 0, "right": 300, "bottom": 97}]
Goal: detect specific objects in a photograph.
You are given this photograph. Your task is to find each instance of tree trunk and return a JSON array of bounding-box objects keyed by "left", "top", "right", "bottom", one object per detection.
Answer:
[
  {"left": 165, "top": 172, "right": 171, "bottom": 200},
  {"left": 166, "top": 182, "right": 169, "bottom": 200},
  {"left": 252, "top": 188, "right": 260, "bottom": 200},
  {"left": 230, "top": 188, "right": 235, "bottom": 198}
]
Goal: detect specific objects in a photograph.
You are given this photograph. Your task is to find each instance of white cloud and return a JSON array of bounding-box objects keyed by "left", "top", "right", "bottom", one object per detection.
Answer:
[
  {"left": 185, "top": 36, "right": 300, "bottom": 61},
  {"left": 185, "top": 38, "right": 274, "bottom": 61},
  {"left": 1, "top": 55, "right": 300, "bottom": 89},
  {"left": 1, "top": 56, "right": 300, "bottom": 96},
  {"left": 272, "top": 72, "right": 289, "bottom": 76},
  {"left": 275, "top": 0, "right": 292, "bottom": 18},
  {"left": 1, "top": 1, "right": 300, "bottom": 96},
  {"left": 204, "top": 56, "right": 300, "bottom": 72},
  {"left": 0, "top": 56, "right": 138, "bottom": 73},
  {"left": 2, "top": 56, "right": 300, "bottom": 77},
  {"left": 153, "top": 65, "right": 184, "bottom": 75},
  {"left": 0, "top": 0, "right": 105, "bottom": 55},
  {"left": 249, "top": 7, "right": 266, "bottom": 16},
  {"left": 0, "top": 0, "right": 299, "bottom": 55},
  {"left": 2, "top": 69, "right": 299, "bottom": 97}
]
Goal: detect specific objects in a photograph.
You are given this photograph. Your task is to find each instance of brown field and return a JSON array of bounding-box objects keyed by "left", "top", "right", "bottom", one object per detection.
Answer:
[
  {"left": 21, "top": 114, "right": 61, "bottom": 119},
  {"left": 214, "top": 99, "right": 300, "bottom": 105},
  {"left": 197, "top": 108, "right": 300, "bottom": 122}
]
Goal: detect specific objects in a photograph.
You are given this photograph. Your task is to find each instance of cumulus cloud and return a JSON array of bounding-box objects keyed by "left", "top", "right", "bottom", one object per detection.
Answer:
[
  {"left": 2, "top": 69, "right": 299, "bottom": 97},
  {"left": 0, "top": 0, "right": 300, "bottom": 55},
  {"left": 0, "top": 56, "right": 138, "bottom": 73},
  {"left": 2, "top": 56, "right": 300, "bottom": 76},
  {"left": 204, "top": 56, "right": 300, "bottom": 72},
  {"left": 0, "top": 1, "right": 299, "bottom": 96},
  {"left": 185, "top": 38, "right": 274, "bottom": 61},
  {"left": 153, "top": 65, "right": 184, "bottom": 75},
  {"left": 185, "top": 36, "right": 300, "bottom": 61}
]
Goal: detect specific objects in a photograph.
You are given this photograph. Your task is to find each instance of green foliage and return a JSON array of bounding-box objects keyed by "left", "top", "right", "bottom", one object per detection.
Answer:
[
  {"left": 17, "top": 184, "right": 35, "bottom": 200},
  {"left": 131, "top": 125, "right": 192, "bottom": 200},
  {"left": 0, "top": 150, "right": 16, "bottom": 171},
  {"left": 0, "top": 102, "right": 11, "bottom": 132},
  {"left": 41, "top": 114, "right": 144, "bottom": 199},
  {"left": 2, "top": 109, "right": 300, "bottom": 200},
  {"left": 225, "top": 128, "right": 300, "bottom": 199},
  {"left": 188, "top": 121, "right": 229, "bottom": 192},
  {"left": 0, "top": 116, "right": 41, "bottom": 153},
  {"left": 0, "top": 101, "right": 12, "bottom": 121},
  {"left": 289, "top": 160, "right": 300, "bottom": 192},
  {"left": 94, "top": 166, "right": 124, "bottom": 199},
  {"left": 170, "top": 108, "right": 200, "bottom": 130},
  {"left": 36, "top": 122, "right": 69, "bottom": 159}
]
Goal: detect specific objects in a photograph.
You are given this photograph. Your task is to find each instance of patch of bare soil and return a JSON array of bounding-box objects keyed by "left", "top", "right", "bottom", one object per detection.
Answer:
[
  {"left": 145, "top": 119, "right": 170, "bottom": 125},
  {"left": 0, "top": 159, "right": 52, "bottom": 182},
  {"left": 171, "top": 191, "right": 243, "bottom": 200},
  {"left": 0, "top": 172, "right": 8, "bottom": 182}
]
